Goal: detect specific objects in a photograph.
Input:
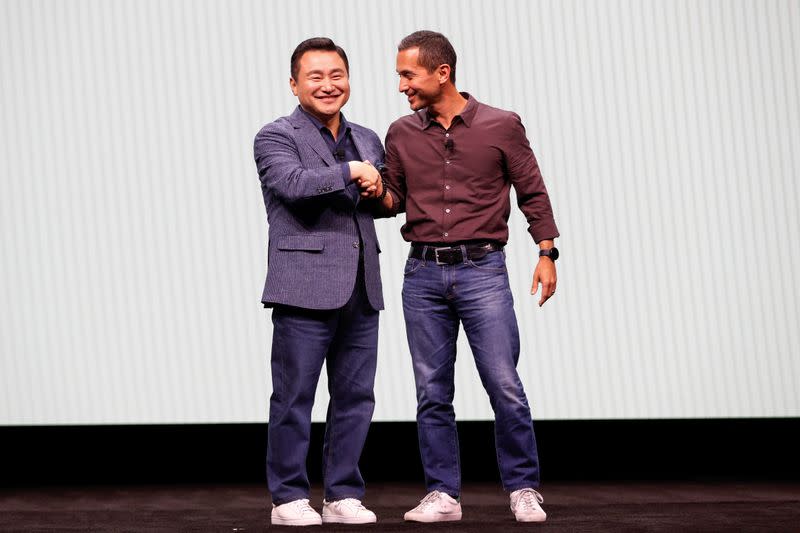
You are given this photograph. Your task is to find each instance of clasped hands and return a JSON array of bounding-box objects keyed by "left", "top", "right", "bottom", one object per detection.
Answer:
[{"left": 348, "top": 161, "right": 383, "bottom": 199}]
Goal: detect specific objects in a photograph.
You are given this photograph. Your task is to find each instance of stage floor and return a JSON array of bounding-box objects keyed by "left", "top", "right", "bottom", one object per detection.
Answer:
[{"left": 2, "top": 482, "right": 799, "bottom": 531}]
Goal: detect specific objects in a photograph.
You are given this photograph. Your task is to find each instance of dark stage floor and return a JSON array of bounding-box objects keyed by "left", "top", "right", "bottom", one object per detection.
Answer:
[{"left": 1, "top": 482, "right": 799, "bottom": 532}]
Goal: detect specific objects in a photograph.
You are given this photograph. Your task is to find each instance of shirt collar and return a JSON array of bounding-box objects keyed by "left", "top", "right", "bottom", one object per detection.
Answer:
[
  {"left": 297, "top": 105, "right": 351, "bottom": 137},
  {"left": 421, "top": 92, "right": 477, "bottom": 129}
]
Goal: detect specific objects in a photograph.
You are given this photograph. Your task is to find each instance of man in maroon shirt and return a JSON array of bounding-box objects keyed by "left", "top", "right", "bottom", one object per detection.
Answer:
[{"left": 366, "top": 30, "right": 559, "bottom": 523}]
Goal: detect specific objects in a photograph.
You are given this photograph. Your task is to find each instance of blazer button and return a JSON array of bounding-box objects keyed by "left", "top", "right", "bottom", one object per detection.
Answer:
[{"left": 352, "top": 242, "right": 359, "bottom": 248}]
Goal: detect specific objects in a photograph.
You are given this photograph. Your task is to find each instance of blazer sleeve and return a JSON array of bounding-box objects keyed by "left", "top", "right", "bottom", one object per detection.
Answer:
[{"left": 254, "top": 122, "right": 355, "bottom": 209}]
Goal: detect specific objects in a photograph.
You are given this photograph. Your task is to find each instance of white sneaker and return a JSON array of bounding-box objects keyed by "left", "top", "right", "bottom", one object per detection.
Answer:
[
  {"left": 271, "top": 498, "right": 322, "bottom": 526},
  {"left": 404, "top": 490, "right": 462, "bottom": 522},
  {"left": 510, "top": 488, "right": 547, "bottom": 522},
  {"left": 322, "top": 498, "right": 377, "bottom": 524}
]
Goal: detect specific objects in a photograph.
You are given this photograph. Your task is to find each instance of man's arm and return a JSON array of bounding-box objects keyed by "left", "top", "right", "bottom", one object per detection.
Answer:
[
  {"left": 352, "top": 126, "right": 404, "bottom": 217},
  {"left": 366, "top": 125, "right": 406, "bottom": 215},
  {"left": 503, "top": 113, "right": 560, "bottom": 306},
  {"left": 254, "top": 123, "right": 360, "bottom": 208}
]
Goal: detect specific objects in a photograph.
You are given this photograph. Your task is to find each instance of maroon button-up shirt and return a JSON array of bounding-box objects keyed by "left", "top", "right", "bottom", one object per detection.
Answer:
[{"left": 384, "top": 94, "right": 559, "bottom": 244}]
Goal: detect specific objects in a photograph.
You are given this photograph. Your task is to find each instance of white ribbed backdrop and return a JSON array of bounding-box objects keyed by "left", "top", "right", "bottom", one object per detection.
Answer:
[{"left": 1, "top": 0, "right": 798, "bottom": 424}]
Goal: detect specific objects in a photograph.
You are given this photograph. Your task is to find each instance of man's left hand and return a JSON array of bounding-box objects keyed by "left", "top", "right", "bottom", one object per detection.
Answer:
[{"left": 531, "top": 256, "right": 557, "bottom": 307}]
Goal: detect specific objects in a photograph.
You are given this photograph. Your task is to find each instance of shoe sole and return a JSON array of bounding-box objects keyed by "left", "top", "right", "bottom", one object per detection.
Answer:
[
  {"left": 515, "top": 514, "right": 547, "bottom": 523},
  {"left": 404, "top": 513, "right": 462, "bottom": 523},
  {"left": 322, "top": 516, "right": 377, "bottom": 524},
  {"left": 270, "top": 516, "right": 323, "bottom": 526}
]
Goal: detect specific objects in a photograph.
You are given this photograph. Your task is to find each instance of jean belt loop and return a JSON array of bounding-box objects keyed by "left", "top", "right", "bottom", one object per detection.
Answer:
[
  {"left": 421, "top": 244, "right": 428, "bottom": 265},
  {"left": 459, "top": 244, "right": 469, "bottom": 264}
]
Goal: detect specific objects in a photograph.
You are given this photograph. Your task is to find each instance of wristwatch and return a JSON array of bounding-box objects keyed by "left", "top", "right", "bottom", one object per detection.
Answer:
[{"left": 539, "top": 247, "right": 559, "bottom": 261}]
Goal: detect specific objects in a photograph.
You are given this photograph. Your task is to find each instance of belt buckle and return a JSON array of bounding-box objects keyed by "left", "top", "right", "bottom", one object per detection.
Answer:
[{"left": 434, "top": 246, "right": 451, "bottom": 265}]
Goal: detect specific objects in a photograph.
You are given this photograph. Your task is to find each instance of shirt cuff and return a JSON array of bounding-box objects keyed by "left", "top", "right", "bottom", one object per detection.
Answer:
[
  {"left": 341, "top": 162, "right": 352, "bottom": 187},
  {"left": 529, "top": 224, "right": 560, "bottom": 244},
  {"left": 341, "top": 163, "right": 359, "bottom": 203}
]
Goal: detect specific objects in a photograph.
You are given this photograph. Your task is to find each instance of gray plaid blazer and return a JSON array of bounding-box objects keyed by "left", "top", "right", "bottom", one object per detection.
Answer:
[{"left": 254, "top": 107, "right": 385, "bottom": 311}]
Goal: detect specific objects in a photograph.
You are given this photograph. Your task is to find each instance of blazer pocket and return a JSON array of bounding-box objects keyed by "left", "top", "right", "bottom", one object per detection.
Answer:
[{"left": 276, "top": 235, "right": 325, "bottom": 252}]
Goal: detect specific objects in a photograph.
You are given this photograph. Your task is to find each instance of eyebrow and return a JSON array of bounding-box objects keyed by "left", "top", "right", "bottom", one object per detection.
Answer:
[{"left": 306, "top": 68, "right": 346, "bottom": 76}]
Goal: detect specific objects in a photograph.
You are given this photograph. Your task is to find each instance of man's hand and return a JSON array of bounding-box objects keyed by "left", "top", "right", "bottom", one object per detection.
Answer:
[
  {"left": 349, "top": 160, "right": 381, "bottom": 198},
  {"left": 531, "top": 241, "right": 557, "bottom": 307}
]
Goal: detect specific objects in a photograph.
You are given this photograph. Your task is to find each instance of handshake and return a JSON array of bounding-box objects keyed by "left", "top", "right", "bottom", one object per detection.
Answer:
[{"left": 348, "top": 161, "right": 385, "bottom": 200}]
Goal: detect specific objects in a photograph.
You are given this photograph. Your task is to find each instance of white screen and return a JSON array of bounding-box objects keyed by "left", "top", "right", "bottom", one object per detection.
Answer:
[{"left": 1, "top": 0, "right": 798, "bottom": 424}]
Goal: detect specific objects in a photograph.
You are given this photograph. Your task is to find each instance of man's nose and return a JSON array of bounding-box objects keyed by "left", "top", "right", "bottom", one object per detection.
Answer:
[{"left": 398, "top": 80, "right": 407, "bottom": 93}]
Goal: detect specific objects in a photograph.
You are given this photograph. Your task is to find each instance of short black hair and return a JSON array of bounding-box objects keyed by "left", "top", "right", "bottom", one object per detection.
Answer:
[
  {"left": 290, "top": 37, "right": 349, "bottom": 80},
  {"left": 398, "top": 30, "right": 457, "bottom": 83}
]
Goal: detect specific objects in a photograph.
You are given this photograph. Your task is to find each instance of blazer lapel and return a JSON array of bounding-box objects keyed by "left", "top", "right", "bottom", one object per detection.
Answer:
[{"left": 289, "top": 107, "right": 336, "bottom": 166}]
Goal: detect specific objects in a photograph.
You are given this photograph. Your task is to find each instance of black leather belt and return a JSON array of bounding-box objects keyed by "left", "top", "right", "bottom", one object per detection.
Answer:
[{"left": 409, "top": 242, "right": 504, "bottom": 265}]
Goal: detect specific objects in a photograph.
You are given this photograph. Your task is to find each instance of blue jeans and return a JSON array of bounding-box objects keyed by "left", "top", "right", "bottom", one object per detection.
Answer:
[
  {"left": 402, "top": 247, "right": 540, "bottom": 498},
  {"left": 267, "top": 267, "right": 378, "bottom": 505}
]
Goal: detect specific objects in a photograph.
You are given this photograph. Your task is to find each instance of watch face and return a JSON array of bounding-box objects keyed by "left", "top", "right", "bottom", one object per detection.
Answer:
[{"left": 541, "top": 247, "right": 559, "bottom": 261}]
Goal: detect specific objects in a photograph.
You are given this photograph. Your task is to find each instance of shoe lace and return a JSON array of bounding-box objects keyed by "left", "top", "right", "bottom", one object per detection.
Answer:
[
  {"left": 334, "top": 498, "right": 365, "bottom": 510},
  {"left": 515, "top": 489, "right": 544, "bottom": 511},
  {"left": 416, "top": 491, "right": 445, "bottom": 511},
  {"left": 291, "top": 498, "right": 316, "bottom": 514}
]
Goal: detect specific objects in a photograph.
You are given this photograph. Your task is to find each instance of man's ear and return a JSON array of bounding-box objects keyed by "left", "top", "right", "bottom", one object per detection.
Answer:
[
  {"left": 437, "top": 64, "right": 451, "bottom": 84},
  {"left": 289, "top": 77, "right": 298, "bottom": 96}
]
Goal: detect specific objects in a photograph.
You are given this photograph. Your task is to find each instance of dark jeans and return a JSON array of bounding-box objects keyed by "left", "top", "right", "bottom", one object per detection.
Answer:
[
  {"left": 267, "top": 267, "right": 378, "bottom": 505},
  {"left": 402, "top": 247, "right": 540, "bottom": 498}
]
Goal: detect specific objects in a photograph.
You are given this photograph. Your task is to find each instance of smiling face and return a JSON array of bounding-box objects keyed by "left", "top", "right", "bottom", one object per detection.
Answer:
[
  {"left": 396, "top": 47, "right": 447, "bottom": 111},
  {"left": 290, "top": 50, "right": 350, "bottom": 125}
]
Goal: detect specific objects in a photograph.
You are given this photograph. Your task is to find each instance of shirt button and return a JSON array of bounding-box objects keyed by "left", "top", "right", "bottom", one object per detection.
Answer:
[
  {"left": 445, "top": 208, "right": 451, "bottom": 214},
  {"left": 446, "top": 161, "right": 450, "bottom": 164},
  {"left": 445, "top": 133, "right": 450, "bottom": 137},
  {"left": 445, "top": 185, "right": 451, "bottom": 190},
  {"left": 352, "top": 242, "right": 359, "bottom": 248},
  {"left": 443, "top": 232, "right": 449, "bottom": 237}
]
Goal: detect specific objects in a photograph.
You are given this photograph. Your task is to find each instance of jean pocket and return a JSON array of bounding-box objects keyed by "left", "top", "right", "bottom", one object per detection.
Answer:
[
  {"left": 466, "top": 251, "right": 507, "bottom": 272},
  {"left": 403, "top": 258, "right": 424, "bottom": 276}
]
